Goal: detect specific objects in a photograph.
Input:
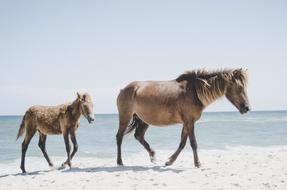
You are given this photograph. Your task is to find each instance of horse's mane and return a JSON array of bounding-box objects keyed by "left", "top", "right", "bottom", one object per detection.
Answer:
[{"left": 176, "top": 69, "right": 248, "bottom": 106}]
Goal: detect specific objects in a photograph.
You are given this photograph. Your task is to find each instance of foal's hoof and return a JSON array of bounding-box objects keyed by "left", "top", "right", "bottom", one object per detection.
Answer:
[
  {"left": 117, "top": 159, "right": 123, "bottom": 166},
  {"left": 195, "top": 162, "right": 201, "bottom": 168},
  {"left": 117, "top": 162, "right": 123, "bottom": 166},
  {"left": 20, "top": 167, "right": 26, "bottom": 174},
  {"left": 59, "top": 161, "right": 72, "bottom": 169},
  {"left": 150, "top": 151, "right": 156, "bottom": 163},
  {"left": 58, "top": 164, "right": 66, "bottom": 170}
]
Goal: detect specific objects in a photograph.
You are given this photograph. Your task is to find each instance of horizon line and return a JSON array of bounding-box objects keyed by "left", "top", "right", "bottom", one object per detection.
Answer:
[{"left": 0, "top": 109, "right": 286, "bottom": 117}]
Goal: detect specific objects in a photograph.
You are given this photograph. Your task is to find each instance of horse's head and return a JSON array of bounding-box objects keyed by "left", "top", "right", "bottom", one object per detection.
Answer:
[
  {"left": 77, "top": 92, "right": 95, "bottom": 123},
  {"left": 225, "top": 69, "right": 250, "bottom": 114}
]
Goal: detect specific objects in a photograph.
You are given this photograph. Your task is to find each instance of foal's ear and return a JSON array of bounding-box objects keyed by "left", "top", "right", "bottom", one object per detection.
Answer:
[
  {"left": 76, "top": 92, "right": 82, "bottom": 100},
  {"left": 233, "top": 69, "right": 243, "bottom": 79}
]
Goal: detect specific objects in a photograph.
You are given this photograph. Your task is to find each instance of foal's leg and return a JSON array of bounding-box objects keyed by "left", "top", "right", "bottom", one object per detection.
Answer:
[
  {"left": 20, "top": 127, "right": 36, "bottom": 173},
  {"left": 63, "top": 130, "right": 78, "bottom": 165},
  {"left": 70, "top": 131, "right": 78, "bottom": 160},
  {"left": 38, "top": 132, "right": 53, "bottom": 167},
  {"left": 165, "top": 126, "right": 188, "bottom": 166},
  {"left": 134, "top": 122, "right": 156, "bottom": 162},
  {"left": 187, "top": 123, "right": 201, "bottom": 168},
  {"left": 116, "top": 114, "right": 132, "bottom": 166},
  {"left": 62, "top": 131, "right": 71, "bottom": 168}
]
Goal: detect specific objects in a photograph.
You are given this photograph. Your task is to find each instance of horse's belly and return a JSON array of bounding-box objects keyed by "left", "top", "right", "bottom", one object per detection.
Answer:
[{"left": 135, "top": 107, "right": 182, "bottom": 126}]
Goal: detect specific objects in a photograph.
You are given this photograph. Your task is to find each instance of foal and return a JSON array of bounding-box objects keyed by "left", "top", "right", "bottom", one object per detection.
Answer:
[{"left": 16, "top": 92, "right": 95, "bottom": 173}]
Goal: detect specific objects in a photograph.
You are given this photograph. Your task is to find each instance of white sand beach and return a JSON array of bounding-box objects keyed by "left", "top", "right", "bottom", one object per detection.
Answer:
[{"left": 0, "top": 146, "right": 286, "bottom": 190}]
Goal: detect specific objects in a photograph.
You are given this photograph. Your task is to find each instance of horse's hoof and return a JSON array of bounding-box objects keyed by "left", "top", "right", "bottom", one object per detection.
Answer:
[
  {"left": 165, "top": 160, "right": 173, "bottom": 166},
  {"left": 150, "top": 157, "right": 156, "bottom": 164},
  {"left": 150, "top": 156, "right": 156, "bottom": 163}
]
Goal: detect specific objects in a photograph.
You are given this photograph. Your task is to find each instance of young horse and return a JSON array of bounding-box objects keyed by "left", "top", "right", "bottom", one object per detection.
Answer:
[
  {"left": 116, "top": 68, "right": 250, "bottom": 167},
  {"left": 16, "top": 92, "right": 95, "bottom": 173}
]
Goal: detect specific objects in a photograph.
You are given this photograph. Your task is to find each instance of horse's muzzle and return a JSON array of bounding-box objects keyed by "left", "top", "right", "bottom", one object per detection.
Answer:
[{"left": 240, "top": 104, "right": 250, "bottom": 114}]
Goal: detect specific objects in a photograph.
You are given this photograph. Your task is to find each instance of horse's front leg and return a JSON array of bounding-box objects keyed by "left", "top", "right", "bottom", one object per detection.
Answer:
[
  {"left": 62, "top": 131, "right": 71, "bottom": 168},
  {"left": 187, "top": 122, "right": 201, "bottom": 168},
  {"left": 165, "top": 126, "right": 188, "bottom": 166}
]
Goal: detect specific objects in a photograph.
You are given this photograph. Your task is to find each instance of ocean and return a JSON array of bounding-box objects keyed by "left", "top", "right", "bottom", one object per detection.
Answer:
[{"left": 0, "top": 111, "right": 287, "bottom": 165}]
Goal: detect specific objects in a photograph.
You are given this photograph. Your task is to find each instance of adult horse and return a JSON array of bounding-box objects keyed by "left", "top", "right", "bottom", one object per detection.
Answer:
[
  {"left": 116, "top": 69, "right": 250, "bottom": 167},
  {"left": 16, "top": 92, "right": 95, "bottom": 173}
]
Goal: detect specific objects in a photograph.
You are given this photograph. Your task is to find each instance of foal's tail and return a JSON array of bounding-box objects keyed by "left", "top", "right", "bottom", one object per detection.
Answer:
[
  {"left": 16, "top": 112, "right": 28, "bottom": 140},
  {"left": 124, "top": 114, "right": 140, "bottom": 135}
]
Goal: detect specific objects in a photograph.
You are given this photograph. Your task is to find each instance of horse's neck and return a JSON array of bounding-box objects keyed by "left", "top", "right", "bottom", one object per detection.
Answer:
[
  {"left": 68, "top": 100, "right": 81, "bottom": 121},
  {"left": 197, "top": 75, "right": 227, "bottom": 107}
]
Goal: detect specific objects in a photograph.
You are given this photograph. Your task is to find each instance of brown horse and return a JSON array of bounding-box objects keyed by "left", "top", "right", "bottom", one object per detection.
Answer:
[
  {"left": 116, "top": 68, "right": 250, "bottom": 167},
  {"left": 16, "top": 92, "right": 95, "bottom": 173}
]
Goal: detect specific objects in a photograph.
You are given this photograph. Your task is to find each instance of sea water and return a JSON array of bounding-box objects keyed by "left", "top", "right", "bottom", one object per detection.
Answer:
[{"left": 0, "top": 111, "right": 286, "bottom": 164}]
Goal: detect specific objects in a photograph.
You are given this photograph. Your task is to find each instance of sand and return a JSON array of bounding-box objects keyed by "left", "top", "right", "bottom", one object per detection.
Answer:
[{"left": 0, "top": 146, "right": 286, "bottom": 190}]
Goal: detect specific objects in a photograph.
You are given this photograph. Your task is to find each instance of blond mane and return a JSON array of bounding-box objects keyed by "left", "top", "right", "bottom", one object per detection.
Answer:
[{"left": 176, "top": 69, "right": 248, "bottom": 106}]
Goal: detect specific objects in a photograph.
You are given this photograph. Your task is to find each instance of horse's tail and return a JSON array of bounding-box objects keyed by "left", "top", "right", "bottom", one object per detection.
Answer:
[
  {"left": 16, "top": 112, "right": 28, "bottom": 140},
  {"left": 124, "top": 114, "right": 140, "bottom": 135}
]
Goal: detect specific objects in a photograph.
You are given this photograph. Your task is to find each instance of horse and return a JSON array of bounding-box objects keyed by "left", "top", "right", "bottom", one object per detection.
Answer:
[
  {"left": 116, "top": 68, "right": 250, "bottom": 167},
  {"left": 16, "top": 92, "right": 95, "bottom": 173}
]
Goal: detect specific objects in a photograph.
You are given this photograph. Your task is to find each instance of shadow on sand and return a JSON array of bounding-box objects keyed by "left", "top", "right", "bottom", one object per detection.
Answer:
[
  {"left": 0, "top": 169, "right": 52, "bottom": 178},
  {"left": 0, "top": 165, "right": 184, "bottom": 178},
  {"left": 62, "top": 165, "right": 184, "bottom": 174}
]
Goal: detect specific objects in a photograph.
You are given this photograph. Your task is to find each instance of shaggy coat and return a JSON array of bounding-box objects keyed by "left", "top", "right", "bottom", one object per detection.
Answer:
[{"left": 16, "top": 92, "right": 95, "bottom": 173}]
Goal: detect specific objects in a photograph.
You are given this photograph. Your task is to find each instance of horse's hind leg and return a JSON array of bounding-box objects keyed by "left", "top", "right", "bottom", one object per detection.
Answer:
[
  {"left": 38, "top": 132, "right": 53, "bottom": 167},
  {"left": 134, "top": 122, "right": 155, "bottom": 163},
  {"left": 116, "top": 113, "right": 132, "bottom": 166},
  {"left": 165, "top": 126, "right": 188, "bottom": 166},
  {"left": 20, "top": 126, "right": 36, "bottom": 173}
]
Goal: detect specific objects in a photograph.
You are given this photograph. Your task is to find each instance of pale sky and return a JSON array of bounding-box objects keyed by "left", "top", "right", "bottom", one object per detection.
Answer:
[{"left": 0, "top": 0, "right": 286, "bottom": 115}]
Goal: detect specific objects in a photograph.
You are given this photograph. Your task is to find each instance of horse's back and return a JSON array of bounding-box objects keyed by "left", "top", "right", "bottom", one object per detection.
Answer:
[{"left": 118, "top": 80, "right": 185, "bottom": 125}]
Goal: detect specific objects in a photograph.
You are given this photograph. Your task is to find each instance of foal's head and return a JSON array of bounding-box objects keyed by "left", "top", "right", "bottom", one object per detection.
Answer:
[
  {"left": 77, "top": 92, "right": 95, "bottom": 123},
  {"left": 225, "top": 69, "right": 250, "bottom": 114}
]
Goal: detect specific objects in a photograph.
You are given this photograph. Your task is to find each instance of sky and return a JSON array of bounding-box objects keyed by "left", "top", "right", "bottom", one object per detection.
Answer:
[{"left": 0, "top": 0, "right": 287, "bottom": 115}]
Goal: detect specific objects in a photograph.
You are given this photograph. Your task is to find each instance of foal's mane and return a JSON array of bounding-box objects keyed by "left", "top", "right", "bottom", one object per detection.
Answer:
[{"left": 176, "top": 69, "right": 248, "bottom": 106}]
